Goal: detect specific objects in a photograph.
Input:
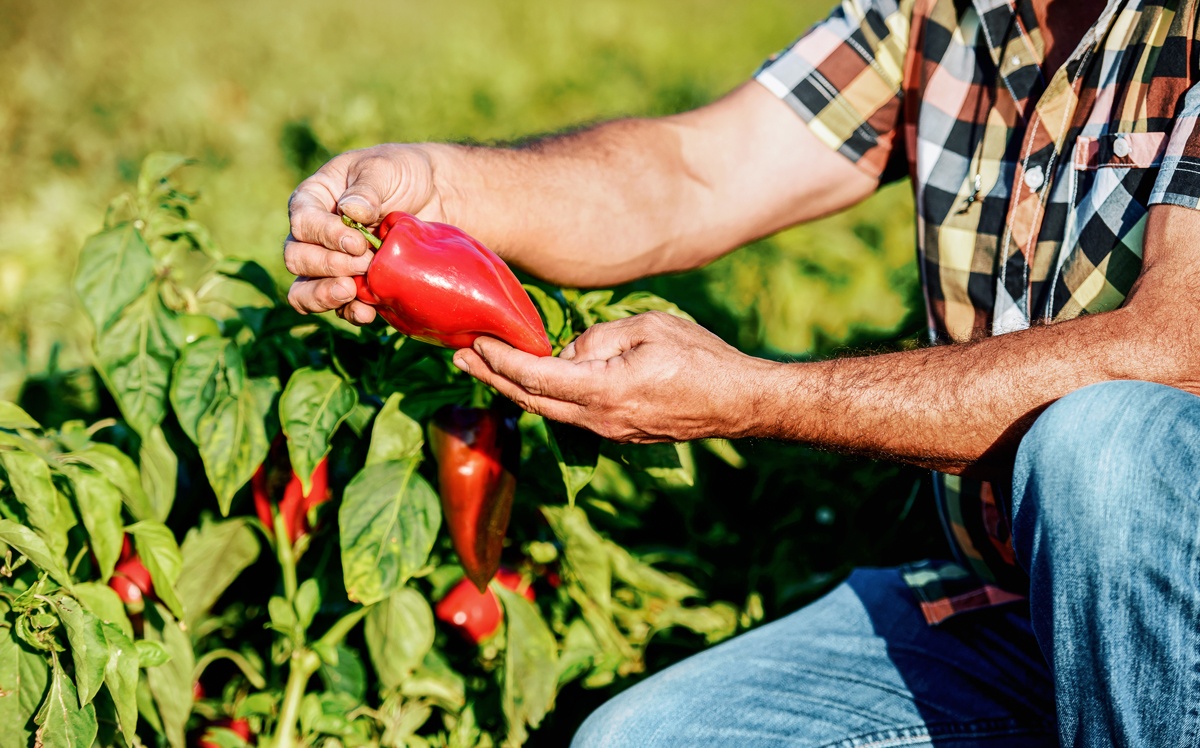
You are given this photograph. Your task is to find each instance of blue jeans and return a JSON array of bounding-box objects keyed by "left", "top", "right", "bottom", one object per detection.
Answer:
[{"left": 572, "top": 381, "right": 1200, "bottom": 747}]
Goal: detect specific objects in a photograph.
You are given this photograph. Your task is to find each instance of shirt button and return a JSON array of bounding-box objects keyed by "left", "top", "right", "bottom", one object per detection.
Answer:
[
  {"left": 1112, "top": 135, "right": 1131, "bottom": 158},
  {"left": 1024, "top": 165, "right": 1045, "bottom": 191}
]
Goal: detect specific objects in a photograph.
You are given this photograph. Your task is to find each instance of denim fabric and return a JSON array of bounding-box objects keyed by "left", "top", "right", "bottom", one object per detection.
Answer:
[
  {"left": 572, "top": 381, "right": 1200, "bottom": 747},
  {"left": 1012, "top": 381, "right": 1200, "bottom": 747},
  {"left": 572, "top": 568, "right": 1056, "bottom": 747}
]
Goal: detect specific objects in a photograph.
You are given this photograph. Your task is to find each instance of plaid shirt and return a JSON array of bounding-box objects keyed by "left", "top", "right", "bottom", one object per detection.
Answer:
[{"left": 757, "top": 0, "right": 1200, "bottom": 623}]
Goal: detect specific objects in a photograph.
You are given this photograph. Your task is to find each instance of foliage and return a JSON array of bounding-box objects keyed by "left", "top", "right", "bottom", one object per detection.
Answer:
[
  {"left": 0, "top": 157, "right": 744, "bottom": 746},
  {"left": 0, "top": 2, "right": 948, "bottom": 744}
]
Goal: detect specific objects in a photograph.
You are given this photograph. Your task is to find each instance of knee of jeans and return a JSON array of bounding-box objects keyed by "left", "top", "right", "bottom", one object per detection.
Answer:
[
  {"left": 570, "top": 684, "right": 675, "bottom": 748},
  {"left": 1011, "top": 380, "right": 1191, "bottom": 559}
]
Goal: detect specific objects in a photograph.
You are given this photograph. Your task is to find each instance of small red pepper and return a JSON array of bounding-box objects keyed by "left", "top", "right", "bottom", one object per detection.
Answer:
[
  {"left": 346, "top": 212, "right": 552, "bottom": 356},
  {"left": 429, "top": 405, "right": 519, "bottom": 592},
  {"left": 251, "top": 438, "right": 330, "bottom": 545},
  {"left": 198, "top": 717, "right": 253, "bottom": 748},
  {"left": 109, "top": 556, "right": 153, "bottom": 606},
  {"left": 434, "top": 568, "right": 533, "bottom": 644}
]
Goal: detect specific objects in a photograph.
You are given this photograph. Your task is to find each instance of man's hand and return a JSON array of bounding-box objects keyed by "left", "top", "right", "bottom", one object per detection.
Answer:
[
  {"left": 451, "top": 312, "right": 779, "bottom": 443},
  {"left": 284, "top": 144, "right": 444, "bottom": 324}
]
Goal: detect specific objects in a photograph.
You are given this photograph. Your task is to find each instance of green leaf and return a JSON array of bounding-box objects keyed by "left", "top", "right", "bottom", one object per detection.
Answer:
[
  {"left": 0, "top": 451, "right": 73, "bottom": 560},
  {"left": 364, "top": 587, "right": 435, "bottom": 690},
  {"left": 94, "top": 289, "right": 179, "bottom": 437},
  {"left": 134, "top": 640, "right": 172, "bottom": 668},
  {"left": 498, "top": 585, "right": 558, "bottom": 745},
  {"left": 126, "top": 521, "right": 185, "bottom": 620},
  {"left": 137, "top": 152, "right": 192, "bottom": 198},
  {"left": 170, "top": 337, "right": 240, "bottom": 443},
  {"left": 34, "top": 658, "right": 98, "bottom": 748},
  {"left": 542, "top": 419, "right": 601, "bottom": 506},
  {"left": 72, "top": 583, "right": 134, "bottom": 639},
  {"left": 523, "top": 285, "right": 566, "bottom": 341},
  {"left": 0, "top": 401, "right": 39, "bottom": 430},
  {"left": 176, "top": 518, "right": 259, "bottom": 628},
  {"left": 280, "top": 367, "right": 357, "bottom": 494},
  {"left": 74, "top": 223, "right": 156, "bottom": 333},
  {"left": 0, "top": 519, "right": 73, "bottom": 588},
  {"left": 365, "top": 393, "right": 424, "bottom": 466},
  {"left": 595, "top": 291, "right": 695, "bottom": 323},
  {"left": 139, "top": 424, "right": 178, "bottom": 522},
  {"left": 51, "top": 596, "right": 107, "bottom": 707},
  {"left": 142, "top": 604, "right": 194, "bottom": 748},
  {"left": 541, "top": 506, "right": 611, "bottom": 612},
  {"left": 570, "top": 290, "right": 614, "bottom": 328},
  {"left": 339, "top": 459, "right": 441, "bottom": 605},
  {"left": 196, "top": 377, "right": 277, "bottom": 515},
  {"left": 61, "top": 466, "right": 124, "bottom": 582},
  {"left": 318, "top": 643, "right": 367, "bottom": 702},
  {"left": 294, "top": 578, "right": 321, "bottom": 632},
  {"left": 0, "top": 625, "right": 44, "bottom": 748},
  {"left": 63, "top": 443, "right": 154, "bottom": 522},
  {"left": 100, "top": 623, "right": 139, "bottom": 745},
  {"left": 608, "top": 442, "right": 696, "bottom": 488}
]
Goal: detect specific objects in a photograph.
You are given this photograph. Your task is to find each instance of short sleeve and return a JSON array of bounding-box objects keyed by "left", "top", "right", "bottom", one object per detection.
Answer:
[
  {"left": 755, "top": 0, "right": 912, "bottom": 179},
  {"left": 1150, "top": 81, "right": 1200, "bottom": 209}
]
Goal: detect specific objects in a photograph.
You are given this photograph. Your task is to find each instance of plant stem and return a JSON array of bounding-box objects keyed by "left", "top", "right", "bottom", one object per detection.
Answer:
[
  {"left": 341, "top": 215, "right": 383, "bottom": 250},
  {"left": 275, "top": 515, "right": 298, "bottom": 602},
  {"left": 272, "top": 649, "right": 319, "bottom": 747},
  {"left": 315, "top": 605, "right": 371, "bottom": 650}
]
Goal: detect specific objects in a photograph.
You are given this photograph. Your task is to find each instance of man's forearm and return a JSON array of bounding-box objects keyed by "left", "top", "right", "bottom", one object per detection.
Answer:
[
  {"left": 752, "top": 300, "right": 1200, "bottom": 478},
  {"left": 425, "top": 83, "right": 877, "bottom": 287}
]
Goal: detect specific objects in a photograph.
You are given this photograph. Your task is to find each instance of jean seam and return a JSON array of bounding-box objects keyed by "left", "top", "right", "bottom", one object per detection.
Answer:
[{"left": 818, "top": 718, "right": 1056, "bottom": 748}]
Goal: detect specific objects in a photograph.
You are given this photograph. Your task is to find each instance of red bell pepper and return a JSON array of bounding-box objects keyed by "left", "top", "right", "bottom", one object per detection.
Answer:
[
  {"left": 198, "top": 717, "right": 253, "bottom": 748},
  {"left": 434, "top": 568, "right": 533, "bottom": 644},
  {"left": 345, "top": 212, "right": 552, "bottom": 356},
  {"left": 251, "top": 438, "right": 330, "bottom": 545},
  {"left": 430, "top": 405, "right": 520, "bottom": 591}
]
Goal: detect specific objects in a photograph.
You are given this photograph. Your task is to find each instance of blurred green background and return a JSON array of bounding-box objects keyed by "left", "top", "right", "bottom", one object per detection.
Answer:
[{"left": 0, "top": 0, "right": 948, "bottom": 739}]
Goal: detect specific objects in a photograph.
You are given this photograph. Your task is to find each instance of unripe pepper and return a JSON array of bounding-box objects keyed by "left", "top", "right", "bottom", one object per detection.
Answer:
[
  {"left": 344, "top": 212, "right": 552, "bottom": 356},
  {"left": 251, "top": 437, "right": 330, "bottom": 545},
  {"left": 434, "top": 568, "right": 533, "bottom": 644},
  {"left": 430, "top": 405, "right": 519, "bottom": 591}
]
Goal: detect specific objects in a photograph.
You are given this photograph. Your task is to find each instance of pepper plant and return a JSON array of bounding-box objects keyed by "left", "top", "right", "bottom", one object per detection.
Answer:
[{"left": 0, "top": 155, "right": 744, "bottom": 747}]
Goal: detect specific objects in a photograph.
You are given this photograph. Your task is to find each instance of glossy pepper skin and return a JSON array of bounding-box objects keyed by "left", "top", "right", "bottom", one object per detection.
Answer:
[
  {"left": 252, "top": 438, "right": 331, "bottom": 545},
  {"left": 434, "top": 568, "right": 533, "bottom": 644},
  {"left": 430, "top": 405, "right": 520, "bottom": 592},
  {"left": 351, "top": 212, "right": 552, "bottom": 356}
]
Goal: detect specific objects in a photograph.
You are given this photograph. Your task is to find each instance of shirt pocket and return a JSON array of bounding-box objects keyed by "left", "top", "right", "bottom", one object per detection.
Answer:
[{"left": 1048, "top": 132, "right": 1167, "bottom": 320}]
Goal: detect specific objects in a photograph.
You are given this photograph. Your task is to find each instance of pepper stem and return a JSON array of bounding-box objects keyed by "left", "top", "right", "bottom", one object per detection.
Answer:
[{"left": 341, "top": 214, "right": 383, "bottom": 250}]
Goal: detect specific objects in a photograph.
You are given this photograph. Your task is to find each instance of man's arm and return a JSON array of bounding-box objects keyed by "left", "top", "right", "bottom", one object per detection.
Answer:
[
  {"left": 284, "top": 82, "right": 876, "bottom": 322},
  {"left": 452, "top": 205, "right": 1200, "bottom": 481}
]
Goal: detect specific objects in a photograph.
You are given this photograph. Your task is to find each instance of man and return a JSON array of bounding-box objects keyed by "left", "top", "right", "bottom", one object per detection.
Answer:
[{"left": 284, "top": 0, "right": 1200, "bottom": 743}]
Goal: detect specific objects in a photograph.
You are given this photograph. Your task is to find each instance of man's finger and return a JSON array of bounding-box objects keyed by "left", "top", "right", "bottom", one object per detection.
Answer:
[
  {"left": 469, "top": 337, "right": 589, "bottom": 399},
  {"left": 289, "top": 183, "right": 372, "bottom": 256},
  {"left": 287, "top": 277, "right": 358, "bottom": 314},
  {"left": 283, "top": 237, "right": 373, "bottom": 278},
  {"left": 453, "top": 349, "right": 581, "bottom": 423},
  {"left": 336, "top": 300, "right": 378, "bottom": 325},
  {"left": 338, "top": 155, "right": 397, "bottom": 225},
  {"left": 567, "top": 317, "right": 644, "bottom": 362}
]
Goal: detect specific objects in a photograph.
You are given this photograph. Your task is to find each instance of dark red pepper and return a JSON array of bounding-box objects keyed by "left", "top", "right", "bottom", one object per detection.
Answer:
[
  {"left": 251, "top": 438, "right": 330, "bottom": 545},
  {"left": 434, "top": 568, "right": 533, "bottom": 644},
  {"left": 429, "top": 405, "right": 519, "bottom": 592},
  {"left": 345, "top": 212, "right": 552, "bottom": 356}
]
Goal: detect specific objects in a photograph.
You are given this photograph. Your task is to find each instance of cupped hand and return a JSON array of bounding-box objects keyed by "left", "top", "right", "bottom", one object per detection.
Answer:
[
  {"left": 284, "top": 144, "right": 444, "bottom": 324},
  {"left": 451, "top": 312, "right": 780, "bottom": 442}
]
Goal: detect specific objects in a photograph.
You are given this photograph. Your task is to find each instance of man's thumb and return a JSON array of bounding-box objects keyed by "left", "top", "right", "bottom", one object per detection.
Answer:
[{"left": 336, "top": 192, "right": 380, "bottom": 225}]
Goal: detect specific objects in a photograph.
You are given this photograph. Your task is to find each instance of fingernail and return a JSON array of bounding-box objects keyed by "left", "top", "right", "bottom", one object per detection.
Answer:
[
  {"left": 452, "top": 353, "right": 469, "bottom": 372},
  {"left": 340, "top": 235, "right": 361, "bottom": 253},
  {"left": 338, "top": 195, "right": 370, "bottom": 215},
  {"left": 332, "top": 280, "right": 355, "bottom": 303}
]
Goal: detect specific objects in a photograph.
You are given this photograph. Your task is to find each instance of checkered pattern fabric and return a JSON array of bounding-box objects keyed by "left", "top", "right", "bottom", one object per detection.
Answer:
[{"left": 757, "top": 0, "right": 1200, "bottom": 623}]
